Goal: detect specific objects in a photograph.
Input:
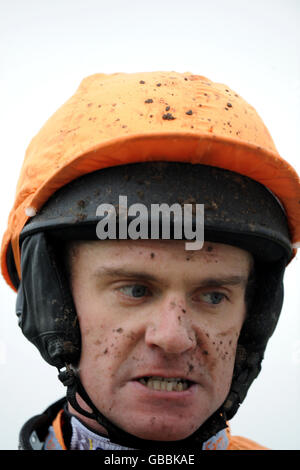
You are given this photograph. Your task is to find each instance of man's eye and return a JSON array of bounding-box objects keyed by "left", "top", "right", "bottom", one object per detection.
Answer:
[
  {"left": 119, "top": 285, "right": 149, "bottom": 298},
  {"left": 200, "top": 292, "right": 226, "bottom": 305}
]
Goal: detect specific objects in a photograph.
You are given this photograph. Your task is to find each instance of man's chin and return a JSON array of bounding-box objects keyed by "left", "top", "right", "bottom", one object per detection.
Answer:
[{"left": 119, "top": 417, "right": 201, "bottom": 443}]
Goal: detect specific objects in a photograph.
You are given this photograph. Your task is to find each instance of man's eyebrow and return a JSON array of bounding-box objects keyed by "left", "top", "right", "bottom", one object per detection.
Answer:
[
  {"left": 93, "top": 268, "right": 248, "bottom": 287},
  {"left": 195, "top": 275, "right": 248, "bottom": 288},
  {"left": 93, "top": 267, "right": 158, "bottom": 283}
]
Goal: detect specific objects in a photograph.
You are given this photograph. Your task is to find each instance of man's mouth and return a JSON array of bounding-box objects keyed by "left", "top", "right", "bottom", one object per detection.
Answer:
[{"left": 137, "top": 376, "right": 193, "bottom": 392}]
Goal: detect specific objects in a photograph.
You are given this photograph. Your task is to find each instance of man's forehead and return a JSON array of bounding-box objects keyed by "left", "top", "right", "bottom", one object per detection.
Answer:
[
  {"left": 71, "top": 238, "right": 253, "bottom": 278},
  {"left": 73, "top": 238, "right": 251, "bottom": 258}
]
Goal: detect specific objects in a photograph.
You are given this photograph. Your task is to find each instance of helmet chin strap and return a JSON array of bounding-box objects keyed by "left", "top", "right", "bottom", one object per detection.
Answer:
[{"left": 58, "top": 364, "right": 227, "bottom": 450}]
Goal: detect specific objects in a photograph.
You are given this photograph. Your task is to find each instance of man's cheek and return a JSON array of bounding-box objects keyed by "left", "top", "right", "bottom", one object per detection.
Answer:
[
  {"left": 215, "top": 328, "right": 240, "bottom": 363},
  {"left": 198, "top": 327, "right": 240, "bottom": 378}
]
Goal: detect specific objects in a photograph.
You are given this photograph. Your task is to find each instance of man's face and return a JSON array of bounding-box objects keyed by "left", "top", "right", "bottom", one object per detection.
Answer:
[{"left": 70, "top": 239, "right": 252, "bottom": 441}]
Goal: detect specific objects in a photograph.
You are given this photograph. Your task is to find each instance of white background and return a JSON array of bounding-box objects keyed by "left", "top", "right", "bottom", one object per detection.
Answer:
[{"left": 0, "top": 0, "right": 299, "bottom": 450}]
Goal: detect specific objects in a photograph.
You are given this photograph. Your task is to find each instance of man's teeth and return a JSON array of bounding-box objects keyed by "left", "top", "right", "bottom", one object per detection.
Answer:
[{"left": 138, "top": 377, "right": 190, "bottom": 391}]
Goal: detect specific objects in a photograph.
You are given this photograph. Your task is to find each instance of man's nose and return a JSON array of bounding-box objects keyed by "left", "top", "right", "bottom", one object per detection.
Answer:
[{"left": 144, "top": 297, "right": 197, "bottom": 354}]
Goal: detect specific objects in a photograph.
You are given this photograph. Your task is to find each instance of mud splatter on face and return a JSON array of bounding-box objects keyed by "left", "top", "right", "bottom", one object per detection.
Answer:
[
  {"left": 114, "top": 327, "right": 123, "bottom": 333},
  {"left": 126, "top": 331, "right": 137, "bottom": 342}
]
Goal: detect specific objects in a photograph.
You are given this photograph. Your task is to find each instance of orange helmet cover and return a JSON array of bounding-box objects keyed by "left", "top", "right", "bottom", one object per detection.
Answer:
[{"left": 1, "top": 71, "right": 300, "bottom": 291}]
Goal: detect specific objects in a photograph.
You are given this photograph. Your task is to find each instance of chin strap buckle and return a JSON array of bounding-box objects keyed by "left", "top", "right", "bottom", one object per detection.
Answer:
[{"left": 57, "top": 364, "right": 78, "bottom": 387}]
